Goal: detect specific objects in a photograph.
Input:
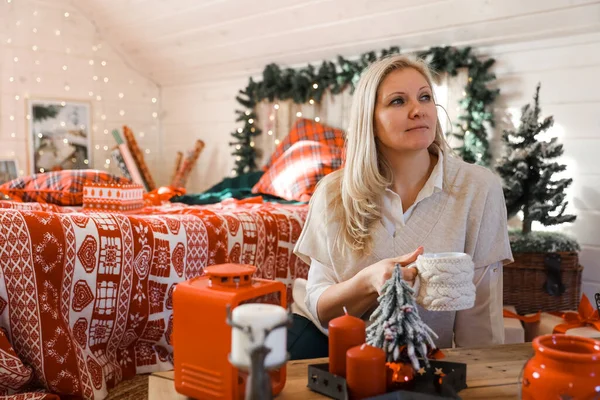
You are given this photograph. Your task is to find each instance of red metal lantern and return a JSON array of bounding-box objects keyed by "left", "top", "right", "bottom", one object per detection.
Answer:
[{"left": 173, "top": 263, "right": 287, "bottom": 399}]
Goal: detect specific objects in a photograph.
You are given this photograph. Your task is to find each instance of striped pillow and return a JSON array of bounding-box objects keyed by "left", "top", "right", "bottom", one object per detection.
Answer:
[
  {"left": 263, "top": 118, "right": 345, "bottom": 171},
  {"left": 252, "top": 141, "right": 342, "bottom": 202},
  {"left": 0, "top": 170, "right": 132, "bottom": 206}
]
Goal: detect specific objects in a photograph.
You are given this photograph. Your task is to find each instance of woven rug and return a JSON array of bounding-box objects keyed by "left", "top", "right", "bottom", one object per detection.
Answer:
[{"left": 106, "top": 374, "right": 149, "bottom": 400}]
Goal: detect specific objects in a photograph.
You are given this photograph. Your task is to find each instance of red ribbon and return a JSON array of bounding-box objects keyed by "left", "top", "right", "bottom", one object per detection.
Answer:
[
  {"left": 143, "top": 186, "right": 186, "bottom": 206},
  {"left": 549, "top": 294, "right": 600, "bottom": 334},
  {"left": 503, "top": 309, "right": 541, "bottom": 323}
]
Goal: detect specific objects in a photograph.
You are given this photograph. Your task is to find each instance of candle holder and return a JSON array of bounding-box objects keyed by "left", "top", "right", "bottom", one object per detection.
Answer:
[
  {"left": 227, "top": 305, "right": 293, "bottom": 400},
  {"left": 307, "top": 359, "right": 467, "bottom": 400}
]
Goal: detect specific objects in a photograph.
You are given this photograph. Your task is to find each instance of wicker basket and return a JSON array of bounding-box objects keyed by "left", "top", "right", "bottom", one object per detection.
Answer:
[{"left": 503, "top": 251, "right": 583, "bottom": 315}]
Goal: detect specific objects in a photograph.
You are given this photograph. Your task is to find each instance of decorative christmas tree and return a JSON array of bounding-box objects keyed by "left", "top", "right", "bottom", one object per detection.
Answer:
[
  {"left": 496, "top": 83, "right": 576, "bottom": 235},
  {"left": 366, "top": 267, "right": 438, "bottom": 370}
]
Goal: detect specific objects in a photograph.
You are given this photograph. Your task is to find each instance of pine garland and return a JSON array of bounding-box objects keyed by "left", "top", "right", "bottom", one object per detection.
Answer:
[
  {"left": 366, "top": 267, "right": 438, "bottom": 370},
  {"left": 230, "top": 46, "right": 498, "bottom": 174}
]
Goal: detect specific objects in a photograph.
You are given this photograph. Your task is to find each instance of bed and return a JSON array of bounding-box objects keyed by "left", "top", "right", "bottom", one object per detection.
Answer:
[
  {"left": 0, "top": 198, "right": 309, "bottom": 399},
  {"left": 0, "top": 115, "right": 344, "bottom": 399}
]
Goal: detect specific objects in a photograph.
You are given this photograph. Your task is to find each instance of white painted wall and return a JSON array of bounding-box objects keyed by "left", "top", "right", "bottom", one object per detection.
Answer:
[
  {"left": 161, "top": 2, "right": 600, "bottom": 304},
  {"left": 0, "top": 0, "right": 161, "bottom": 182}
]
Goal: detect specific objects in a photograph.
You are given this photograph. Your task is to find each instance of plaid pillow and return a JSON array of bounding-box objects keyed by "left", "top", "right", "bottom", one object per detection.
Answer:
[
  {"left": 263, "top": 118, "right": 345, "bottom": 171},
  {"left": 252, "top": 141, "right": 342, "bottom": 202},
  {"left": 0, "top": 170, "right": 132, "bottom": 206}
]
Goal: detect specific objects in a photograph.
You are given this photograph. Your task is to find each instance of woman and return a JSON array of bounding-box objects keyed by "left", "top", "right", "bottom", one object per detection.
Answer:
[{"left": 288, "top": 54, "right": 513, "bottom": 360}]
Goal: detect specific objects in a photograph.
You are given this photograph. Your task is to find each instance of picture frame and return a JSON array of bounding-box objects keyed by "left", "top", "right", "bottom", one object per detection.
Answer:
[
  {"left": 27, "top": 99, "right": 92, "bottom": 173},
  {"left": 0, "top": 159, "right": 18, "bottom": 185}
]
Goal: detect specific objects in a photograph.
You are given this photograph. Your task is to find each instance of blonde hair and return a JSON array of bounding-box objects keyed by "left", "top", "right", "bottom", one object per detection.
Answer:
[{"left": 330, "top": 54, "right": 451, "bottom": 256}]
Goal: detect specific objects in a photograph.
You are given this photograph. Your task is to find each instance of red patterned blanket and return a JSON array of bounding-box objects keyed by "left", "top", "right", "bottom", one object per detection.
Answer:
[{"left": 0, "top": 199, "right": 309, "bottom": 399}]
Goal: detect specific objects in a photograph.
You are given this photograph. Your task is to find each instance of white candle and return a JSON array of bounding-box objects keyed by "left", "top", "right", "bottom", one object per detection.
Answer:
[{"left": 230, "top": 303, "right": 287, "bottom": 368}]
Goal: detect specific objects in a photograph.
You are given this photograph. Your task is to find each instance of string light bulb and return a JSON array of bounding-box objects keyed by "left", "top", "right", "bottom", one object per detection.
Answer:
[
  {"left": 309, "top": 99, "right": 315, "bottom": 105},
  {"left": 274, "top": 104, "right": 280, "bottom": 110},
  {"left": 64, "top": 12, "right": 70, "bottom": 17},
  {"left": 118, "top": 93, "right": 124, "bottom": 98},
  {"left": 296, "top": 112, "right": 302, "bottom": 117},
  {"left": 315, "top": 117, "right": 321, "bottom": 122},
  {"left": 237, "top": 128, "right": 243, "bottom": 133},
  {"left": 312, "top": 83, "right": 319, "bottom": 89},
  {"left": 268, "top": 130, "right": 273, "bottom": 135}
]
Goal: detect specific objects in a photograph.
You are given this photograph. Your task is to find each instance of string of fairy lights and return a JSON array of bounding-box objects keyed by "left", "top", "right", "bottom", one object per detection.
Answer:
[{"left": 1, "top": 0, "right": 160, "bottom": 176}]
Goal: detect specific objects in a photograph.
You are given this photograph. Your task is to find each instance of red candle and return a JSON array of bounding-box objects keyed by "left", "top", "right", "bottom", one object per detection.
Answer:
[
  {"left": 328, "top": 307, "right": 365, "bottom": 377},
  {"left": 346, "top": 344, "right": 387, "bottom": 399}
]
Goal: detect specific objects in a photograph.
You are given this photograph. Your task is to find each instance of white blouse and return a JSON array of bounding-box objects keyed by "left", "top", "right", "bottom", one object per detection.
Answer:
[{"left": 293, "top": 149, "right": 513, "bottom": 348}]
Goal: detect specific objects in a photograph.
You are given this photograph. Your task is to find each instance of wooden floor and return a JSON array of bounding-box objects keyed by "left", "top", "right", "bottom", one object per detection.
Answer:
[{"left": 106, "top": 374, "right": 149, "bottom": 400}]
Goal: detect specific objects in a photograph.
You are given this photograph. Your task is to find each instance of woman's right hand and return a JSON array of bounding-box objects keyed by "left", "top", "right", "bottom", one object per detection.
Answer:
[{"left": 360, "top": 246, "right": 424, "bottom": 294}]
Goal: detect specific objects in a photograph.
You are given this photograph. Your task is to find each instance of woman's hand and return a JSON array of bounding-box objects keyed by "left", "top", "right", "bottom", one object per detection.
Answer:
[{"left": 361, "top": 246, "right": 424, "bottom": 294}]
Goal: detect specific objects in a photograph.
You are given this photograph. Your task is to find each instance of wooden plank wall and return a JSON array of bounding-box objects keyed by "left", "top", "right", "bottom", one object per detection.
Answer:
[
  {"left": 0, "top": 0, "right": 161, "bottom": 182},
  {"left": 161, "top": 2, "right": 600, "bottom": 301}
]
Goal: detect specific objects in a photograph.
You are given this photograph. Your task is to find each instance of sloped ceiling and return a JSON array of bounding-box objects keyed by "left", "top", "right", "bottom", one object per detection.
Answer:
[{"left": 70, "top": 0, "right": 600, "bottom": 87}]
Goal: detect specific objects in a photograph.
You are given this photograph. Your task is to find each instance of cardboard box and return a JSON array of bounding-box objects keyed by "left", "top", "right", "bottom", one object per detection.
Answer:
[
  {"left": 524, "top": 311, "right": 600, "bottom": 342},
  {"left": 503, "top": 306, "right": 525, "bottom": 344}
]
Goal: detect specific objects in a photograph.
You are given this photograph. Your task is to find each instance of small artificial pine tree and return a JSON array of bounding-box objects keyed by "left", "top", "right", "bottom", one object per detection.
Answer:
[
  {"left": 496, "top": 83, "right": 576, "bottom": 235},
  {"left": 366, "top": 267, "right": 438, "bottom": 370}
]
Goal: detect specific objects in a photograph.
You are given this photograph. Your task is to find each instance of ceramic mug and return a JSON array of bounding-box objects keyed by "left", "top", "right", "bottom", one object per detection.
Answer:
[{"left": 408, "top": 252, "right": 476, "bottom": 311}]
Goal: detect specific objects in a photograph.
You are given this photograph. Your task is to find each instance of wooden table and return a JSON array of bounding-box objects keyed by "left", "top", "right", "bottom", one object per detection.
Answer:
[{"left": 149, "top": 342, "right": 534, "bottom": 399}]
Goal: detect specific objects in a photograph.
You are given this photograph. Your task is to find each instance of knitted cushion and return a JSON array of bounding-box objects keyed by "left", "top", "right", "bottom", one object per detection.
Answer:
[
  {"left": 412, "top": 252, "right": 476, "bottom": 311},
  {"left": 0, "top": 169, "right": 132, "bottom": 206},
  {"left": 252, "top": 141, "right": 342, "bottom": 202},
  {"left": 263, "top": 118, "right": 345, "bottom": 171}
]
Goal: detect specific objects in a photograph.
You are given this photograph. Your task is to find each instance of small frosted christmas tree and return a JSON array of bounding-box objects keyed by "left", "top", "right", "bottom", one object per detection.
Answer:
[
  {"left": 496, "top": 83, "right": 576, "bottom": 235},
  {"left": 366, "top": 267, "right": 438, "bottom": 370}
]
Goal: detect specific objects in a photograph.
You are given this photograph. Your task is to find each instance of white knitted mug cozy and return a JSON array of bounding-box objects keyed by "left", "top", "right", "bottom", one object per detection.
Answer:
[{"left": 409, "top": 252, "right": 476, "bottom": 311}]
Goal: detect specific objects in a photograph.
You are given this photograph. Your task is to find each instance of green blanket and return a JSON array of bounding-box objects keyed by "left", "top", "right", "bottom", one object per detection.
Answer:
[{"left": 170, "top": 171, "right": 306, "bottom": 205}]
